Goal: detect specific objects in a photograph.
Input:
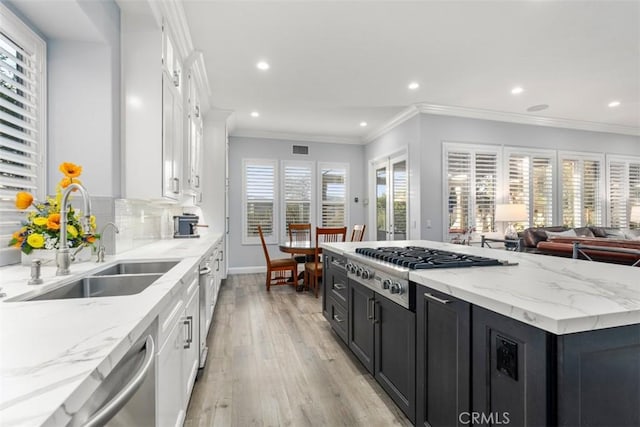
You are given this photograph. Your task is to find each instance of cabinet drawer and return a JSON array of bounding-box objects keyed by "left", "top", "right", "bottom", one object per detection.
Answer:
[
  {"left": 326, "top": 252, "right": 347, "bottom": 274},
  {"left": 328, "top": 297, "right": 348, "bottom": 344},
  {"left": 329, "top": 271, "right": 348, "bottom": 307}
]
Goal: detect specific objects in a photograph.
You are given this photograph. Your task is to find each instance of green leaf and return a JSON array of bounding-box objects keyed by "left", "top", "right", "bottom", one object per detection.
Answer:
[{"left": 23, "top": 245, "right": 33, "bottom": 255}]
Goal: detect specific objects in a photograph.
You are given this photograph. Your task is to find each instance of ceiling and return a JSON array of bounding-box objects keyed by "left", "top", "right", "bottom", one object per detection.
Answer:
[{"left": 182, "top": 0, "right": 640, "bottom": 142}]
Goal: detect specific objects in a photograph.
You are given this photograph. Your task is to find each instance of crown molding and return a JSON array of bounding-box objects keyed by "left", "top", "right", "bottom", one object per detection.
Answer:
[
  {"left": 416, "top": 103, "right": 640, "bottom": 136},
  {"left": 231, "top": 129, "right": 362, "bottom": 145},
  {"left": 362, "top": 105, "right": 420, "bottom": 143}
]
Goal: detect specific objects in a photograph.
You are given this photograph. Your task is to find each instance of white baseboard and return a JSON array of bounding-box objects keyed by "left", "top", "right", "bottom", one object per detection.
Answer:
[{"left": 228, "top": 266, "right": 266, "bottom": 275}]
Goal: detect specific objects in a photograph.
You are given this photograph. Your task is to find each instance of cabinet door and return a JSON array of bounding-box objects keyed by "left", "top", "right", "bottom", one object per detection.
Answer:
[
  {"left": 182, "top": 280, "right": 199, "bottom": 407},
  {"left": 327, "top": 296, "right": 348, "bottom": 344},
  {"left": 172, "top": 89, "right": 183, "bottom": 197},
  {"left": 162, "top": 72, "right": 177, "bottom": 199},
  {"left": 472, "top": 306, "right": 550, "bottom": 427},
  {"left": 157, "top": 317, "right": 185, "bottom": 427},
  {"left": 348, "top": 279, "right": 375, "bottom": 374},
  {"left": 416, "top": 285, "right": 470, "bottom": 427},
  {"left": 374, "top": 295, "right": 416, "bottom": 424}
]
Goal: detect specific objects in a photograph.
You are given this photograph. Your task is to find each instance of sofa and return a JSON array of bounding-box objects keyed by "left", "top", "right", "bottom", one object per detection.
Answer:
[{"left": 519, "top": 226, "right": 640, "bottom": 266}]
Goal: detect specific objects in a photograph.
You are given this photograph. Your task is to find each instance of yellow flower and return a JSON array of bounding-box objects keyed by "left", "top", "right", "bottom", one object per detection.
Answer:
[
  {"left": 15, "top": 192, "right": 33, "bottom": 209},
  {"left": 60, "top": 176, "right": 82, "bottom": 190},
  {"left": 59, "top": 162, "right": 82, "bottom": 178},
  {"left": 67, "top": 225, "right": 78, "bottom": 238},
  {"left": 90, "top": 215, "right": 97, "bottom": 230},
  {"left": 33, "top": 217, "right": 48, "bottom": 226},
  {"left": 26, "top": 233, "right": 45, "bottom": 249}
]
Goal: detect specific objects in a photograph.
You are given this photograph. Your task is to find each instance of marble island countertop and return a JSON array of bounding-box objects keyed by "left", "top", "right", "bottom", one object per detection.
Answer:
[
  {"left": 0, "top": 233, "right": 223, "bottom": 427},
  {"left": 322, "top": 240, "right": 640, "bottom": 335}
]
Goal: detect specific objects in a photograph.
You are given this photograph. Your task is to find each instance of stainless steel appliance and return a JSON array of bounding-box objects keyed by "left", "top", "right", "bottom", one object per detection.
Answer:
[
  {"left": 345, "top": 246, "right": 514, "bottom": 309},
  {"left": 173, "top": 214, "right": 201, "bottom": 238},
  {"left": 68, "top": 324, "right": 157, "bottom": 426}
]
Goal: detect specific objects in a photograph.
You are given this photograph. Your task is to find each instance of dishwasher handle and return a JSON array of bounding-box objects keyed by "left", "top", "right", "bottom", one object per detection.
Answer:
[{"left": 84, "top": 335, "right": 155, "bottom": 427}]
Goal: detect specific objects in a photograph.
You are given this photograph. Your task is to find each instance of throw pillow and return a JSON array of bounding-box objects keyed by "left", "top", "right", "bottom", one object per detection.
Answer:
[
  {"left": 622, "top": 228, "right": 640, "bottom": 240},
  {"left": 574, "top": 227, "right": 595, "bottom": 238},
  {"left": 545, "top": 229, "right": 578, "bottom": 238}
]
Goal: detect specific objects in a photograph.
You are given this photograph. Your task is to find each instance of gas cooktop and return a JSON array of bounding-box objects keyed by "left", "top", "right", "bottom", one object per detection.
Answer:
[{"left": 355, "top": 246, "right": 509, "bottom": 270}]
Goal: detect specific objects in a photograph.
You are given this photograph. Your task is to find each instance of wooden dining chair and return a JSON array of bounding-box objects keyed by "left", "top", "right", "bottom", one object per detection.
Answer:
[
  {"left": 304, "top": 226, "right": 347, "bottom": 298},
  {"left": 288, "top": 223, "right": 312, "bottom": 263},
  {"left": 258, "top": 225, "right": 297, "bottom": 291},
  {"left": 350, "top": 224, "right": 366, "bottom": 242}
]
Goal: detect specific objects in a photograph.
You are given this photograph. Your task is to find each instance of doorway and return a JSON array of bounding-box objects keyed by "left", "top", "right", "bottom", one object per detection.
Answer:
[{"left": 373, "top": 153, "right": 408, "bottom": 241}]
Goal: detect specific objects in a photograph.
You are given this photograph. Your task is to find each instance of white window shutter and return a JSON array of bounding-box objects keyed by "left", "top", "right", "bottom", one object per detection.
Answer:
[
  {"left": 243, "top": 160, "right": 276, "bottom": 243},
  {"left": 0, "top": 10, "right": 46, "bottom": 265},
  {"left": 319, "top": 165, "right": 347, "bottom": 227},
  {"left": 507, "top": 150, "right": 554, "bottom": 228},
  {"left": 560, "top": 154, "right": 604, "bottom": 228},
  {"left": 283, "top": 162, "right": 312, "bottom": 235},
  {"left": 607, "top": 156, "right": 640, "bottom": 229}
]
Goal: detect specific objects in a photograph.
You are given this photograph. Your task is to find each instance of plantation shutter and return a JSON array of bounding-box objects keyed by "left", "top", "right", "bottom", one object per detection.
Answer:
[
  {"left": 607, "top": 157, "right": 640, "bottom": 228},
  {"left": 320, "top": 165, "right": 347, "bottom": 227},
  {"left": 243, "top": 160, "right": 276, "bottom": 243},
  {"left": 445, "top": 151, "right": 471, "bottom": 234},
  {"left": 507, "top": 151, "right": 554, "bottom": 227},
  {"left": 0, "top": 8, "right": 45, "bottom": 264},
  {"left": 283, "top": 162, "right": 312, "bottom": 234},
  {"left": 474, "top": 152, "right": 497, "bottom": 233},
  {"left": 560, "top": 155, "right": 603, "bottom": 227}
]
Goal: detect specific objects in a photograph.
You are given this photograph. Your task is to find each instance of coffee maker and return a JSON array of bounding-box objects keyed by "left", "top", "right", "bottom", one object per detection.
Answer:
[{"left": 173, "top": 214, "right": 201, "bottom": 238}]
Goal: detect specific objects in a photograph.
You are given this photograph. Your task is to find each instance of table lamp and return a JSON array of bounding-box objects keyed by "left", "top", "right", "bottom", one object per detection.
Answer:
[
  {"left": 495, "top": 203, "right": 528, "bottom": 240},
  {"left": 631, "top": 205, "right": 640, "bottom": 227}
]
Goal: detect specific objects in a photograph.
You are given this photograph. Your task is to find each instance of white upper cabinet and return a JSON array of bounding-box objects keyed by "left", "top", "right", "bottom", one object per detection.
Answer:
[{"left": 185, "top": 70, "right": 204, "bottom": 204}]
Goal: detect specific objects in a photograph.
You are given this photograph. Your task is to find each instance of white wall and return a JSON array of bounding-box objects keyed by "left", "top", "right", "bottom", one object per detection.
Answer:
[
  {"left": 46, "top": 1, "right": 120, "bottom": 197},
  {"left": 228, "top": 136, "right": 366, "bottom": 271},
  {"left": 418, "top": 114, "right": 640, "bottom": 240}
]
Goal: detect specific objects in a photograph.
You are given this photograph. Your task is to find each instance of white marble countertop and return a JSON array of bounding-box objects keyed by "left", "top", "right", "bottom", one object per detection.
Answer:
[
  {"left": 0, "top": 233, "right": 223, "bottom": 427},
  {"left": 321, "top": 240, "right": 640, "bottom": 335}
]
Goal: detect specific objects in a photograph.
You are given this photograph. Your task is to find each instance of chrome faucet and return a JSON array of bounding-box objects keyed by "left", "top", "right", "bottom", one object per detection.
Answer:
[
  {"left": 57, "top": 183, "right": 92, "bottom": 276},
  {"left": 96, "top": 222, "right": 119, "bottom": 263}
]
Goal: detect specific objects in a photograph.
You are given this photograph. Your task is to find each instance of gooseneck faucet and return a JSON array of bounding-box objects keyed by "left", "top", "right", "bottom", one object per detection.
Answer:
[
  {"left": 57, "top": 183, "right": 92, "bottom": 276},
  {"left": 96, "top": 222, "right": 120, "bottom": 263}
]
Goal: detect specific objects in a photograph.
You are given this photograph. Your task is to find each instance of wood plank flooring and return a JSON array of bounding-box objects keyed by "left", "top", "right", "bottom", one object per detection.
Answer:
[{"left": 184, "top": 273, "right": 412, "bottom": 427}]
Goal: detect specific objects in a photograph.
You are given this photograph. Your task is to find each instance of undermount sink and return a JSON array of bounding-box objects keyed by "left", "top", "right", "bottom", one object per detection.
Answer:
[
  {"left": 26, "top": 274, "right": 163, "bottom": 301},
  {"left": 94, "top": 261, "right": 179, "bottom": 276}
]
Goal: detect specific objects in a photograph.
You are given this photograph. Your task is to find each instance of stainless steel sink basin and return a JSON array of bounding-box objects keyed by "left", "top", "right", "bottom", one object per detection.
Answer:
[
  {"left": 27, "top": 274, "right": 163, "bottom": 301},
  {"left": 95, "top": 261, "right": 179, "bottom": 276}
]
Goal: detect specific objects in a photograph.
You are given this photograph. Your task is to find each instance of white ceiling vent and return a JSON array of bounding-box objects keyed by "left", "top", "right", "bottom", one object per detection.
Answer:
[{"left": 292, "top": 145, "right": 309, "bottom": 155}]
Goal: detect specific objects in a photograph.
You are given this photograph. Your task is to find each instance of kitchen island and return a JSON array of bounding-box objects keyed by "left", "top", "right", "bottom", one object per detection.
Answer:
[
  {"left": 321, "top": 240, "right": 640, "bottom": 427},
  {"left": 0, "top": 233, "right": 223, "bottom": 426}
]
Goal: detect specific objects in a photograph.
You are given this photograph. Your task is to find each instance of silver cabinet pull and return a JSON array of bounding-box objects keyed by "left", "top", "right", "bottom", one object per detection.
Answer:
[
  {"left": 334, "top": 283, "right": 346, "bottom": 290},
  {"left": 367, "top": 297, "right": 375, "bottom": 320},
  {"left": 172, "top": 177, "right": 180, "bottom": 194},
  {"left": 194, "top": 175, "right": 200, "bottom": 188},
  {"left": 84, "top": 335, "right": 155, "bottom": 427},
  {"left": 199, "top": 267, "right": 211, "bottom": 276},
  {"left": 424, "top": 293, "right": 451, "bottom": 305},
  {"left": 183, "top": 316, "right": 193, "bottom": 348},
  {"left": 333, "top": 314, "right": 344, "bottom": 323}
]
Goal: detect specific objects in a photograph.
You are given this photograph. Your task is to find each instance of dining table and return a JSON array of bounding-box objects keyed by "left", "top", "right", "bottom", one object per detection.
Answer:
[{"left": 278, "top": 240, "right": 319, "bottom": 292}]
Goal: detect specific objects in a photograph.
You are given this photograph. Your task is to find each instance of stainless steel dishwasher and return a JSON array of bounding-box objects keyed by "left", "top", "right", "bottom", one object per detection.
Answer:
[{"left": 69, "top": 323, "right": 157, "bottom": 426}]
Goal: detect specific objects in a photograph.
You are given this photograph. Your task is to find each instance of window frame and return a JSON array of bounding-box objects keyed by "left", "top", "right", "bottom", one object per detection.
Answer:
[
  {"left": 557, "top": 151, "right": 605, "bottom": 228},
  {"left": 281, "top": 159, "right": 315, "bottom": 241},
  {"left": 606, "top": 154, "right": 640, "bottom": 228},
  {"left": 0, "top": 4, "right": 47, "bottom": 266},
  {"left": 241, "top": 158, "right": 278, "bottom": 245},
  {"left": 318, "top": 162, "right": 349, "bottom": 229}
]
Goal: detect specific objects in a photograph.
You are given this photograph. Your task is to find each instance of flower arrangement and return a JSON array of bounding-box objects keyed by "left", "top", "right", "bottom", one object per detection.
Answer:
[{"left": 8, "top": 162, "right": 98, "bottom": 254}]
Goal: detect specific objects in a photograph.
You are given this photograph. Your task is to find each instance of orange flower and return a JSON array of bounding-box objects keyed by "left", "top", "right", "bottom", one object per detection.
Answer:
[
  {"left": 60, "top": 176, "right": 82, "bottom": 190},
  {"left": 47, "top": 213, "right": 61, "bottom": 230},
  {"left": 86, "top": 235, "right": 96, "bottom": 244},
  {"left": 59, "top": 162, "right": 82, "bottom": 178},
  {"left": 15, "top": 192, "right": 33, "bottom": 209}
]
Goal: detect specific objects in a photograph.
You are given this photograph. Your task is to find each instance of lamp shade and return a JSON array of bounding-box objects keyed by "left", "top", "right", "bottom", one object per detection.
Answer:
[
  {"left": 495, "top": 203, "right": 528, "bottom": 222},
  {"left": 631, "top": 206, "right": 640, "bottom": 223}
]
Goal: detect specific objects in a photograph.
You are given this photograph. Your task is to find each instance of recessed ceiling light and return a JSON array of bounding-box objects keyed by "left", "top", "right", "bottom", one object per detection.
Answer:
[
  {"left": 256, "top": 61, "right": 270, "bottom": 70},
  {"left": 511, "top": 86, "right": 524, "bottom": 95},
  {"left": 408, "top": 82, "right": 420, "bottom": 90},
  {"left": 608, "top": 101, "right": 621, "bottom": 108},
  {"left": 251, "top": 111, "right": 260, "bottom": 117},
  {"left": 360, "top": 121, "right": 368, "bottom": 127}
]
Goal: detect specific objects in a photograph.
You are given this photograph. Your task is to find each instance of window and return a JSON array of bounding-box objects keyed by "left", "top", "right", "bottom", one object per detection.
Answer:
[
  {"left": 506, "top": 149, "right": 554, "bottom": 228},
  {"left": 242, "top": 159, "right": 277, "bottom": 244},
  {"left": 607, "top": 155, "right": 640, "bottom": 228},
  {"left": 0, "top": 5, "right": 46, "bottom": 265},
  {"left": 559, "top": 153, "right": 604, "bottom": 227},
  {"left": 282, "top": 161, "right": 313, "bottom": 237},
  {"left": 319, "top": 163, "right": 348, "bottom": 227},
  {"left": 444, "top": 144, "right": 499, "bottom": 239}
]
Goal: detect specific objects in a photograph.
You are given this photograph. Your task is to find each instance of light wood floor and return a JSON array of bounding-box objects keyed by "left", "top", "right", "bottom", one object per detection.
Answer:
[{"left": 184, "top": 273, "right": 412, "bottom": 427}]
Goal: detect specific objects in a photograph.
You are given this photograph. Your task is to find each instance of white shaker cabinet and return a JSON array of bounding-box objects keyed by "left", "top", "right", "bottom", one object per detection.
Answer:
[{"left": 122, "top": 7, "right": 184, "bottom": 201}]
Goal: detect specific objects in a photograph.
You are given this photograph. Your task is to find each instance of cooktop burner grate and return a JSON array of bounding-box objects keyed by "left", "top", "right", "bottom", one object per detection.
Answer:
[{"left": 355, "top": 246, "right": 506, "bottom": 269}]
